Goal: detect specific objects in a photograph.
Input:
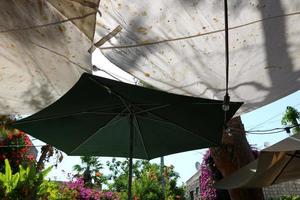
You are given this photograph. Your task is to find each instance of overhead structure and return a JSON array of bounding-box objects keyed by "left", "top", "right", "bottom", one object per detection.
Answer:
[
  {"left": 0, "top": 0, "right": 100, "bottom": 115},
  {"left": 94, "top": 0, "right": 300, "bottom": 114},
  {"left": 215, "top": 133, "right": 300, "bottom": 189},
  {"left": 2, "top": 0, "right": 300, "bottom": 116}
]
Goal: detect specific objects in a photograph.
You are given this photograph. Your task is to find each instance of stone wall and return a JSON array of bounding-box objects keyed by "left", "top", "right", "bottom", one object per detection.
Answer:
[
  {"left": 186, "top": 172, "right": 300, "bottom": 200},
  {"left": 185, "top": 171, "right": 200, "bottom": 200},
  {"left": 263, "top": 180, "right": 300, "bottom": 199}
]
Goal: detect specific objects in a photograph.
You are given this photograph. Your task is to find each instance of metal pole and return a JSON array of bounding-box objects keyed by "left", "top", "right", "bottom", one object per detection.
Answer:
[
  {"left": 160, "top": 156, "right": 166, "bottom": 200},
  {"left": 128, "top": 114, "right": 134, "bottom": 200}
]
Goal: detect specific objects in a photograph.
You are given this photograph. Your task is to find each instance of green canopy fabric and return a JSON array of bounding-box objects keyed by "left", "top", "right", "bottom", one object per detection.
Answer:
[
  {"left": 14, "top": 73, "right": 241, "bottom": 159},
  {"left": 14, "top": 72, "right": 241, "bottom": 199}
]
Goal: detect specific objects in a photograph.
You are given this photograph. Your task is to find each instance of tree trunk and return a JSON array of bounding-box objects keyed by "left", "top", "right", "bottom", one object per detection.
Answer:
[{"left": 210, "top": 117, "right": 265, "bottom": 200}]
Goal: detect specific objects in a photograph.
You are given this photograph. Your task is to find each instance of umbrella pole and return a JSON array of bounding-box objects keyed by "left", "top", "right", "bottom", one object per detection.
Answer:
[
  {"left": 161, "top": 156, "right": 166, "bottom": 200},
  {"left": 128, "top": 114, "right": 134, "bottom": 200}
]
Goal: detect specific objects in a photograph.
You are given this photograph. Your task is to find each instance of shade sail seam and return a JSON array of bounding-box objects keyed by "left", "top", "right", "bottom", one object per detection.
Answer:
[
  {"left": 133, "top": 115, "right": 150, "bottom": 160},
  {"left": 137, "top": 115, "right": 217, "bottom": 145},
  {"left": 31, "top": 41, "right": 89, "bottom": 72},
  {"left": 0, "top": 11, "right": 97, "bottom": 34},
  {"left": 99, "top": 11, "right": 300, "bottom": 50},
  {"left": 66, "top": 0, "right": 99, "bottom": 9}
]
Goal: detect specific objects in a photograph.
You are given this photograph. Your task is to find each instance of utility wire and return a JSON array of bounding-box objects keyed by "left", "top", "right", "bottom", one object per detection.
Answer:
[
  {"left": 246, "top": 130, "right": 286, "bottom": 135},
  {"left": 228, "top": 124, "right": 300, "bottom": 135},
  {"left": 248, "top": 102, "right": 300, "bottom": 131},
  {"left": 0, "top": 144, "right": 47, "bottom": 148},
  {"left": 1, "top": 125, "right": 299, "bottom": 149}
]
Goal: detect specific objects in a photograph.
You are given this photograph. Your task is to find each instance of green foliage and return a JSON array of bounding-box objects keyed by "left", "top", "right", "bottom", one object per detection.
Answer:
[
  {"left": 0, "top": 127, "right": 35, "bottom": 173},
  {"left": 0, "top": 159, "right": 19, "bottom": 194},
  {"left": 269, "top": 195, "right": 300, "bottom": 200},
  {"left": 0, "top": 159, "right": 56, "bottom": 199},
  {"left": 132, "top": 162, "right": 162, "bottom": 200},
  {"left": 37, "top": 180, "right": 60, "bottom": 200},
  {"left": 282, "top": 106, "right": 300, "bottom": 135},
  {"left": 106, "top": 159, "right": 186, "bottom": 200},
  {"left": 73, "top": 156, "right": 107, "bottom": 189}
]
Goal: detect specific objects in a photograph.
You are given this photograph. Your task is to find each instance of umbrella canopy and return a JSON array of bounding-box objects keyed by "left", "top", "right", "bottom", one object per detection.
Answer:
[
  {"left": 215, "top": 133, "right": 300, "bottom": 189},
  {"left": 13, "top": 72, "right": 241, "bottom": 199},
  {"left": 94, "top": 0, "right": 300, "bottom": 114},
  {"left": 13, "top": 72, "right": 242, "bottom": 159},
  {"left": 0, "top": 0, "right": 99, "bottom": 115}
]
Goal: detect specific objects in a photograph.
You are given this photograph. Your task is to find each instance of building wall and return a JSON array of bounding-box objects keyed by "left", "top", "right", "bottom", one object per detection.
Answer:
[
  {"left": 263, "top": 180, "right": 300, "bottom": 199},
  {"left": 186, "top": 170, "right": 300, "bottom": 200},
  {"left": 185, "top": 171, "right": 201, "bottom": 200}
]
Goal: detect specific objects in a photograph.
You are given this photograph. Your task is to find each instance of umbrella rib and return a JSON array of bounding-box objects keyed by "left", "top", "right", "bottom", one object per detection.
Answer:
[
  {"left": 87, "top": 76, "right": 131, "bottom": 112},
  {"left": 271, "top": 151, "right": 297, "bottom": 184},
  {"left": 286, "top": 153, "right": 300, "bottom": 159},
  {"left": 133, "top": 115, "right": 150, "bottom": 160},
  {"left": 137, "top": 115, "right": 217, "bottom": 145},
  {"left": 134, "top": 104, "right": 170, "bottom": 114},
  {"left": 133, "top": 103, "right": 226, "bottom": 115},
  {"left": 14, "top": 111, "right": 121, "bottom": 124},
  {"left": 70, "top": 111, "right": 129, "bottom": 155}
]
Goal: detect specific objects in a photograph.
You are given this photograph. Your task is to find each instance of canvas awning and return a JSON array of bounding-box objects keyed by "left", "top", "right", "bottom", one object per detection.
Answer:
[
  {"left": 94, "top": 0, "right": 300, "bottom": 114},
  {"left": 0, "top": 0, "right": 100, "bottom": 115},
  {"left": 215, "top": 133, "right": 300, "bottom": 189},
  {"left": 2, "top": 0, "right": 300, "bottom": 116}
]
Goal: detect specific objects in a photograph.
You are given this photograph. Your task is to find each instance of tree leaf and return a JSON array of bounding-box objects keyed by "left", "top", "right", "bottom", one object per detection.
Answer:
[{"left": 4, "top": 159, "right": 12, "bottom": 182}]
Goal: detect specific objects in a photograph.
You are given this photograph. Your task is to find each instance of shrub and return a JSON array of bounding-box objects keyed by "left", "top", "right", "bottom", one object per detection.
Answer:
[
  {"left": 200, "top": 149, "right": 259, "bottom": 200},
  {"left": 62, "top": 177, "right": 120, "bottom": 200},
  {"left": 0, "top": 128, "right": 35, "bottom": 173},
  {"left": 0, "top": 159, "right": 54, "bottom": 199}
]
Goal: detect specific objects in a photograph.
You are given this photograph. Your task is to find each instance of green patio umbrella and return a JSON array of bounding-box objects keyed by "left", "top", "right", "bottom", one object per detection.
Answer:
[{"left": 14, "top": 73, "right": 242, "bottom": 199}]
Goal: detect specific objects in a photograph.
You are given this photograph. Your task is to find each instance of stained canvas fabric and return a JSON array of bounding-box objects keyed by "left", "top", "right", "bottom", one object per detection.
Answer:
[
  {"left": 95, "top": 0, "right": 300, "bottom": 114},
  {"left": 3, "top": 0, "right": 299, "bottom": 116},
  {"left": 0, "top": 0, "right": 99, "bottom": 115}
]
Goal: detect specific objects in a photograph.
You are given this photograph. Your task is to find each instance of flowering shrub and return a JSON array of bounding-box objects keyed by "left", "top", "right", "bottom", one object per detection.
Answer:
[
  {"left": 0, "top": 128, "right": 35, "bottom": 172},
  {"left": 63, "top": 177, "right": 120, "bottom": 200},
  {"left": 200, "top": 150, "right": 221, "bottom": 200},
  {"left": 200, "top": 149, "right": 259, "bottom": 200}
]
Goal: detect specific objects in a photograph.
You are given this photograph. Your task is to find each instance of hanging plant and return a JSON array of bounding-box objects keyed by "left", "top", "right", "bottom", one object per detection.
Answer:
[
  {"left": 200, "top": 148, "right": 259, "bottom": 200},
  {"left": 0, "top": 127, "right": 35, "bottom": 172},
  {"left": 200, "top": 150, "right": 230, "bottom": 200}
]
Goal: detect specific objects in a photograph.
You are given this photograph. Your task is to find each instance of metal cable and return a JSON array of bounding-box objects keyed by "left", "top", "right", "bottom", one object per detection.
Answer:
[
  {"left": 224, "top": 0, "right": 229, "bottom": 96},
  {"left": 222, "top": 0, "right": 230, "bottom": 128}
]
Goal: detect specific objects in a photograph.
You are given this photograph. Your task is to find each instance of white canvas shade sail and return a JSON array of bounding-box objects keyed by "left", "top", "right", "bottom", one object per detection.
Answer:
[
  {"left": 0, "top": 0, "right": 100, "bottom": 115},
  {"left": 95, "top": 0, "right": 300, "bottom": 114},
  {"left": 1, "top": 0, "right": 300, "bottom": 116}
]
